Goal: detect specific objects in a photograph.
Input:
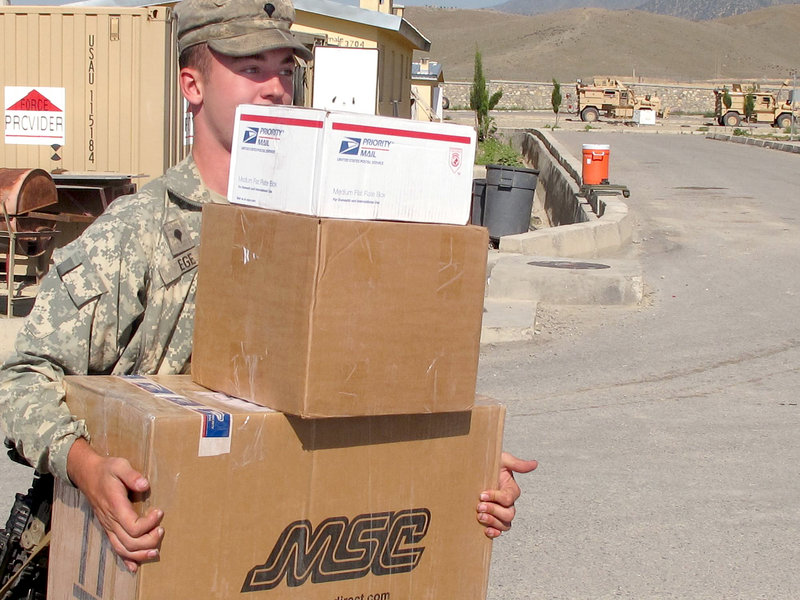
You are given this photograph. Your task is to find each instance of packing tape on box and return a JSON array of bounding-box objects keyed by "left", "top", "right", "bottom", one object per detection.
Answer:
[{"left": 119, "top": 375, "right": 232, "bottom": 456}]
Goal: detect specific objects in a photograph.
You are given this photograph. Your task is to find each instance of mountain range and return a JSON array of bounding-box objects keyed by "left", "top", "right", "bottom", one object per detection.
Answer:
[
  {"left": 488, "top": 0, "right": 800, "bottom": 20},
  {"left": 406, "top": 4, "right": 800, "bottom": 82}
]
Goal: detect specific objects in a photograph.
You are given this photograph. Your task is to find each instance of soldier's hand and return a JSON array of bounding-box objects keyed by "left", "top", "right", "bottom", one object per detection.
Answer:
[
  {"left": 476, "top": 451, "right": 538, "bottom": 538},
  {"left": 67, "top": 438, "right": 164, "bottom": 572}
]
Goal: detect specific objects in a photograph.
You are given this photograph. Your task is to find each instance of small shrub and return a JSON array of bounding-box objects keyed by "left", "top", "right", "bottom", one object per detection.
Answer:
[
  {"left": 470, "top": 48, "right": 502, "bottom": 141},
  {"left": 732, "top": 128, "right": 749, "bottom": 137},
  {"left": 722, "top": 87, "right": 732, "bottom": 110},
  {"left": 744, "top": 93, "right": 755, "bottom": 121},
  {"left": 475, "top": 137, "right": 524, "bottom": 166},
  {"left": 551, "top": 78, "right": 562, "bottom": 127}
]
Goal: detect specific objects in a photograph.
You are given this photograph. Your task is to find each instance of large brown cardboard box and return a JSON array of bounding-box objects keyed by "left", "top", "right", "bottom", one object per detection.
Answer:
[
  {"left": 48, "top": 375, "right": 504, "bottom": 600},
  {"left": 191, "top": 203, "right": 489, "bottom": 417}
]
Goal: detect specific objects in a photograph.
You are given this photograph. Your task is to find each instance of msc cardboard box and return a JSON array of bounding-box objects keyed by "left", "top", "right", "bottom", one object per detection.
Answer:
[
  {"left": 48, "top": 375, "right": 505, "bottom": 600},
  {"left": 227, "top": 104, "right": 476, "bottom": 225},
  {"left": 192, "top": 203, "right": 488, "bottom": 418}
]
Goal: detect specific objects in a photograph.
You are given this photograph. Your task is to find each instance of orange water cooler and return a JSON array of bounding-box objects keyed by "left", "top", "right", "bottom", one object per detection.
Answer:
[{"left": 581, "top": 144, "right": 611, "bottom": 185}]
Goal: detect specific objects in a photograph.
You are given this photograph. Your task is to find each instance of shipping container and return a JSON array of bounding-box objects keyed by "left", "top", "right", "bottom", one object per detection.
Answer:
[{"left": 1, "top": 5, "right": 186, "bottom": 186}]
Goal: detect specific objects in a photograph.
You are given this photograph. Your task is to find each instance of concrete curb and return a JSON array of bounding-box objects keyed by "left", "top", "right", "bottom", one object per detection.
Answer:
[
  {"left": 480, "top": 298, "right": 537, "bottom": 344},
  {"left": 487, "top": 254, "right": 644, "bottom": 306},
  {"left": 706, "top": 132, "right": 800, "bottom": 153}
]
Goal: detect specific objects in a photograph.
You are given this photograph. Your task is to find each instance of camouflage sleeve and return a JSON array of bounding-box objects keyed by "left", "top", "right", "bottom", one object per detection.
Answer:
[{"left": 0, "top": 198, "right": 156, "bottom": 482}]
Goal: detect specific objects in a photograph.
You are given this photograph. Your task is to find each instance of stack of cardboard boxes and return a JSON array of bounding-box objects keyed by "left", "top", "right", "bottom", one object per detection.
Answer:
[{"left": 48, "top": 108, "right": 505, "bottom": 599}]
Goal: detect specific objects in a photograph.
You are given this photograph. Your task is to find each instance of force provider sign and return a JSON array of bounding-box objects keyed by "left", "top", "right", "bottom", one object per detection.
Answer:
[{"left": 4, "top": 86, "right": 66, "bottom": 146}]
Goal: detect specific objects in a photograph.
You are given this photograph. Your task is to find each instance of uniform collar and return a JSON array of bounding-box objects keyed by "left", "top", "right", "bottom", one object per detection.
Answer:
[{"left": 163, "top": 154, "right": 228, "bottom": 209}]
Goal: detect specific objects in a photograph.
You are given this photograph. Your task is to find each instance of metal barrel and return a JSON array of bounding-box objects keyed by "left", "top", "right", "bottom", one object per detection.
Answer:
[{"left": 0, "top": 168, "right": 58, "bottom": 218}]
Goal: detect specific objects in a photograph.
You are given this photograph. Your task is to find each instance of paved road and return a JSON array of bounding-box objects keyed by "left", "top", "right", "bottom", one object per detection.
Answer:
[{"left": 483, "top": 132, "right": 800, "bottom": 598}]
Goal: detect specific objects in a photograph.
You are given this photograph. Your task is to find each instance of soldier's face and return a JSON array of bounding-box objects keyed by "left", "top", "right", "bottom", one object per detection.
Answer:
[{"left": 203, "top": 47, "right": 295, "bottom": 152}]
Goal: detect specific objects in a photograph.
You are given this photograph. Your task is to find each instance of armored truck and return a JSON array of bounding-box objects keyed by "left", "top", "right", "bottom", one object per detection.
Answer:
[
  {"left": 575, "top": 78, "right": 663, "bottom": 122},
  {"left": 714, "top": 84, "right": 798, "bottom": 128}
]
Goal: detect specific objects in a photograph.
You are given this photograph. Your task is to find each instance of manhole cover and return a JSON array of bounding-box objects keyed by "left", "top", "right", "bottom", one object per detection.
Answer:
[
  {"left": 672, "top": 186, "right": 728, "bottom": 191},
  {"left": 528, "top": 260, "right": 611, "bottom": 270}
]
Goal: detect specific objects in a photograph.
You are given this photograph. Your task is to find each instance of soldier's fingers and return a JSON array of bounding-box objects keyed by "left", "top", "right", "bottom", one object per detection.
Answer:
[
  {"left": 477, "top": 500, "right": 515, "bottom": 531},
  {"left": 120, "top": 506, "right": 164, "bottom": 540},
  {"left": 105, "top": 529, "right": 161, "bottom": 572},
  {"left": 500, "top": 452, "right": 538, "bottom": 474},
  {"left": 480, "top": 476, "right": 521, "bottom": 508},
  {"left": 108, "top": 457, "right": 151, "bottom": 494}
]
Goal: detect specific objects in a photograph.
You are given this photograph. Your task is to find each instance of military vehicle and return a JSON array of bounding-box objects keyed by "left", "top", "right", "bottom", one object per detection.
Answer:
[
  {"left": 713, "top": 83, "right": 798, "bottom": 128},
  {"left": 574, "top": 78, "right": 663, "bottom": 122}
]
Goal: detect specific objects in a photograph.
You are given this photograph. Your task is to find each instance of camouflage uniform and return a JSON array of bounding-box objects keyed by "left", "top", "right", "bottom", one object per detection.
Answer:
[{"left": 0, "top": 155, "right": 224, "bottom": 482}]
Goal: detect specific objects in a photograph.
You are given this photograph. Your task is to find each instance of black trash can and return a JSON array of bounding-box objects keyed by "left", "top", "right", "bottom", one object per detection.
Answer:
[
  {"left": 471, "top": 178, "right": 486, "bottom": 226},
  {"left": 483, "top": 164, "right": 539, "bottom": 241}
]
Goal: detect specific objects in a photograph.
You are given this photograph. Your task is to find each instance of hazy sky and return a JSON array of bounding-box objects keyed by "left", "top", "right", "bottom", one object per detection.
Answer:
[
  {"left": 397, "top": 0, "right": 501, "bottom": 6},
  {"left": 5, "top": 0, "right": 503, "bottom": 9}
]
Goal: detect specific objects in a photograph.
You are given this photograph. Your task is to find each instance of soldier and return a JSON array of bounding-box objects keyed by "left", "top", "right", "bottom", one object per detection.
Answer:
[{"left": 0, "top": 0, "right": 537, "bottom": 574}]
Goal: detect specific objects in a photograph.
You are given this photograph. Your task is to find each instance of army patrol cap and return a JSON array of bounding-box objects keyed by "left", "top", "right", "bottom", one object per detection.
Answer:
[{"left": 175, "top": 0, "right": 314, "bottom": 62}]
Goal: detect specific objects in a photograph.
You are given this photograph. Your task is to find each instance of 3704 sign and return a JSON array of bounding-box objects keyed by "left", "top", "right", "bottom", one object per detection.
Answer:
[{"left": 241, "top": 508, "right": 431, "bottom": 592}]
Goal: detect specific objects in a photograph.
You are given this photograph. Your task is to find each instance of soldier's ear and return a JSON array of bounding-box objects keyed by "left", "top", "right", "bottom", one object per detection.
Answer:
[{"left": 180, "top": 67, "right": 204, "bottom": 108}]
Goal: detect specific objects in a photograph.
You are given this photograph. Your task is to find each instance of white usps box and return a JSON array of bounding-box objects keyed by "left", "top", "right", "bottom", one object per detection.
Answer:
[
  {"left": 633, "top": 109, "right": 656, "bottom": 125},
  {"left": 227, "top": 105, "right": 325, "bottom": 214},
  {"left": 227, "top": 105, "right": 476, "bottom": 225}
]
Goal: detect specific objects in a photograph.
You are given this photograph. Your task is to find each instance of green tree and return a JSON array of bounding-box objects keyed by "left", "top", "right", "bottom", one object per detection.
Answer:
[
  {"left": 722, "top": 87, "right": 732, "bottom": 109},
  {"left": 469, "top": 48, "right": 502, "bottom": 141},
  {"left": 551, "top": 78, "right": 562, "bottom": 127},
  {"left": 744, "top": 87, "right": 756, "bottom": 122}
]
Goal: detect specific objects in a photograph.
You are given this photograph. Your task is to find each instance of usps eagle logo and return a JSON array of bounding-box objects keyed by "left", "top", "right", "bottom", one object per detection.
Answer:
[
  {"left": 243, "top": 127, "right": 259, "bottom": 144},
  {"left": 339, "top": 138, "right": 361, "bottom": 155},
  {"left": 449, "top": 148, "right": 463, "bottom": 173}
]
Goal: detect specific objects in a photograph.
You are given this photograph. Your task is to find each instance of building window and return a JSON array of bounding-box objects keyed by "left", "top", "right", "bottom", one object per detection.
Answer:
[
  {"left": 395, "top": 52, "right": 402, "bottom": 102},
  {"left": 390, "top": 50, "right": 396, "bottom": 101},
  {"left": 378, "top": 45, "right": 385, "bottom": 101}
]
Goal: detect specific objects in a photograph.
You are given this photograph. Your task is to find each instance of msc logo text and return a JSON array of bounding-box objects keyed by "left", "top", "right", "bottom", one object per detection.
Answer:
[{"left": 241, "top": 508, "right": 430, "bottom": 592}]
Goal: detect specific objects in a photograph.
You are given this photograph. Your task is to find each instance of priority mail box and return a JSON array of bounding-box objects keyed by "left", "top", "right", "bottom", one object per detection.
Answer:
[
  {"left": 191, "top": 203, "right": 489, "bottom": 418},
  {"left": 227, "top": 104, "right": 476, "bottom": 225},
  {"left": 48, "top": 375, "right": 505, "bottom": 600}
]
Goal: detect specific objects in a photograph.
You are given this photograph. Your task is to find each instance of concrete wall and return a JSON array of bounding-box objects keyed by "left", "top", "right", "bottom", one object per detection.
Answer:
[
  {"left": 443, "top": 80, "right": 790, "bottom": 115},
  {"left": 498, "top": 129, "right": 632, "bottom": 258},
  {"left": 513, "top": 130, "right": 591, "bottom": 228}
]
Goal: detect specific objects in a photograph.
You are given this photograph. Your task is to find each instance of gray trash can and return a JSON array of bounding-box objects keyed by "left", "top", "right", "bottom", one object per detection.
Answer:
[
  {"left": 471, "top": 178, "right": 486, "bottom": 226},
  {"left": 483, "top": 164, "right": 539, "bottom": 241}
]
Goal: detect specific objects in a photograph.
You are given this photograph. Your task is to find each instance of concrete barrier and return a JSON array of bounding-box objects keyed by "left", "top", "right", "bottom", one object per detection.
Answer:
[
  {"left": 497, "top": 129, "right": 632, "bottom": 258},
  {"left": 706, "top": 132, "right": 800, "bottom": 153}
]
